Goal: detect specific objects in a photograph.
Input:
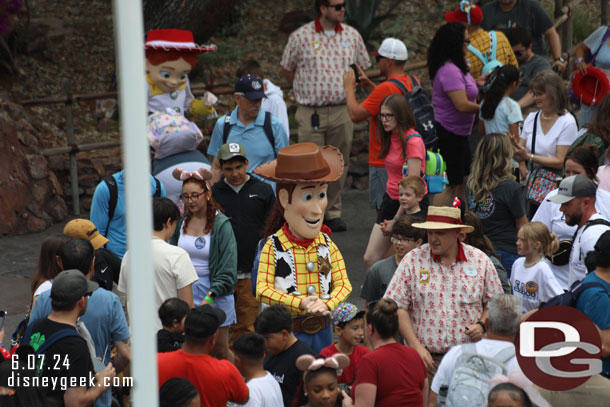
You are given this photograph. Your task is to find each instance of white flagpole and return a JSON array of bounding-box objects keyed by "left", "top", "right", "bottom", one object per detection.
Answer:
[{"left": 111, "top": 1, "right": 157, "bottom": 405}]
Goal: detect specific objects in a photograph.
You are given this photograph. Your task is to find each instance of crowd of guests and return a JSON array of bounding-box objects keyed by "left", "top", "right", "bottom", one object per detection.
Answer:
[{"left": 2, "top": 0, "right": 610, "bottom": 406}]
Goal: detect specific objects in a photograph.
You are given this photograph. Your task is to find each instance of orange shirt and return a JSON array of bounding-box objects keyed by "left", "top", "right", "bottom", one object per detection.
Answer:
[{"left": 361, "top": 75, "right": 418, "bottom": 167}]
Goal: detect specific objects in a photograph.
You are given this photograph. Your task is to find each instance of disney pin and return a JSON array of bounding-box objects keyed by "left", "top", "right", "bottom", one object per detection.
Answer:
[
  {"left": 418, "top": 270, "right": 430, "bottom": 284},
  {"left": 194, "top": 237, "right": 206, "bottom": 249},
  {"left": 465, "top": 267, "right": 477, "bottom": 277}
]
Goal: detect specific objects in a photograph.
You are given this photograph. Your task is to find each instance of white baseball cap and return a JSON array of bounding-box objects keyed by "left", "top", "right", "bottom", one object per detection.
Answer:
[{"left": 374, "top": 38, "right": 408, "bottom": 61}]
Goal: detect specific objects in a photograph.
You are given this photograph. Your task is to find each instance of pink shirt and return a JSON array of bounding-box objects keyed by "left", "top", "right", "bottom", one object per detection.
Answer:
[
  {"left": 280, "top": 19, "right": 371, "bottom": 106},
  {"left": 384, "top": 243, "right": 503, "bottom": 354},
  {"left": 384, "top": 129, "right": 426, "bottom": 200}
]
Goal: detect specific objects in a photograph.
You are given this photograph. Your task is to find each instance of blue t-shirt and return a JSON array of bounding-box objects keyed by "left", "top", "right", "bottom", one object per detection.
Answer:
[
  {"left": 90, "top": 171, "right": 166, "bottom": 259},
  {"left": 208, "top": 107, "right": 288, "bottom": 189},
  {"left": 575, "top": 271, "right": 610, "bottom": 375},
  {"left": 29, "top": 287, "right": 130, "bottom": 406},
  {"left": 584, "top": 26, "right": 610, "bottom": 70},
  {"left": 480, "top": 96, "right": 523, "bottom": 135}
]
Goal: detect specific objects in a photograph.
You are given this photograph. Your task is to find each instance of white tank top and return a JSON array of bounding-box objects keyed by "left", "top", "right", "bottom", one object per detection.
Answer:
[{"left": 178, "top": 226, "right": 211, "bottom": 278}]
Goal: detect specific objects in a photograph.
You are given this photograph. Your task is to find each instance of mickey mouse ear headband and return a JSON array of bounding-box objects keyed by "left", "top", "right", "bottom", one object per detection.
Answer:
[
  {"left": 172, "top": 167, "right": 213, "bottom": 188},
  {"left": 296, "top": 354, "right": 350, "bottom": 378}
]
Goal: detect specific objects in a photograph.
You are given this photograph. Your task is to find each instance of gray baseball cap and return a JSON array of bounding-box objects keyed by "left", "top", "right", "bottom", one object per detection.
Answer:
[
  {"left": 218, "top": 142, "right": 247, "bottom": 161},
  {"left": 547, "top": 175, "right": 597, "bottom": 204},
  {"left": 51, "top": 269, "right": 99, "bottom": 304}
]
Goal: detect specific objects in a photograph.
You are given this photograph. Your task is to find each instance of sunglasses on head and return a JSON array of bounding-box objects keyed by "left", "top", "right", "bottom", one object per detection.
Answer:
[{"left": 327, "top": 2, "right": 345, "bottom": 11}]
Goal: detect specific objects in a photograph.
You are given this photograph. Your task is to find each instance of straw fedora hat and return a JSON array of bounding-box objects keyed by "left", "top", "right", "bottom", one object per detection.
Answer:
[
  {"left": 253, "top": 143, "right": 344, "bottom": 183},
  {"left": 412, "top": 206, "right": 474, "bottom": 233}
]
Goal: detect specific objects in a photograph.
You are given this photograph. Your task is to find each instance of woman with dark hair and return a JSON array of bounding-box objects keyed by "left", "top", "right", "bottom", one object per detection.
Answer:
[
  {"left": 467, "top": 133, "right": 527, "bottom": 272},
  {"left": 511, "top": 70, "right": 578, "bottom": 217},
  {"left": 30, "top": 234, "right": 72, "bottom": 308},
  {"left": 427, "top": 22, "right": 490, "bottom": 203},
  {"left": 159, "top": 377, "right": 200, "bottom": 407},
  {"left": 532, "top": 146, "right": 610, "bottom": 289},
  {"left": 352, "top": 298, "right": 427, "bottom": 407},
  {"left": 363, "top": 94, "right": 426, "bottom": 269},
  {"left": 170, "top": 167, "right": 237, "bottom": 362}
]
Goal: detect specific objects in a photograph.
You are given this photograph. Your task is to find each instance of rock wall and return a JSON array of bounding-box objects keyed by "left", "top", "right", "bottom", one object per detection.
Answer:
[{"left": 0, "top": 97, "right": 68, "bottom": 234}]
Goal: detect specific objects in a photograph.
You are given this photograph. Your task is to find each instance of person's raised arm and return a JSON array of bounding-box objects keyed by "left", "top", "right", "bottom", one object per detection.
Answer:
[
  {"left": 344, "top": 69, "right": 372, "bottom": 123},
  {"left": 545, "top": 27, "right": 567, "bottom": 73}
]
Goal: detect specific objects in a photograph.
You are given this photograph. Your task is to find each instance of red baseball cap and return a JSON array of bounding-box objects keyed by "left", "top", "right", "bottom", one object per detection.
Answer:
[
  {"left": 572, "top": 66, "right": 610, "bottom": 106},
  {"left": 444, "top": 4, "right": 483, "bottom": 26}
]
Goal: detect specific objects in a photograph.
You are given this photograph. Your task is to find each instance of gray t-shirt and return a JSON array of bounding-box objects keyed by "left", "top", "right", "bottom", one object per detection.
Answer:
[
  {"left": 482, "top": 0, "right": 553, "bottom": 56},
  {"left": 467, "top": 180, "right": 525, "bottom": 254},
  {"left": 360, "top": 256, "right": 398, "bottom": 303},
  {"left": 512, "top": 54, "right": 552, "bottom": 101}
]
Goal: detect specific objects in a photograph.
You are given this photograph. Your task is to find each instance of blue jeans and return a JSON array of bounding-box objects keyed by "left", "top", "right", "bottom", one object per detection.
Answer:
[
  {"left": 496, "top": 250, "right": 519, "bottom": 276},
  {"left": 294, "top": 325, "right": 332, "bottom": 354}
]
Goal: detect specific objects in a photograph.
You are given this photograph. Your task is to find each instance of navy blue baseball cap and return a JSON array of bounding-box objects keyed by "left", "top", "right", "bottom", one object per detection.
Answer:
[{"left": 234, "top": 75, "right": 267, "bottom": 100}]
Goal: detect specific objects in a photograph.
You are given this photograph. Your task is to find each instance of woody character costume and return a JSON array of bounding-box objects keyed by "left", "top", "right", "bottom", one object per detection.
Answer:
[
  {"left": 145, "top": 29, "right": 217, "bottom": 117},
  {"left": 254, "top": 143, "right": 352, "bottom": 353}
]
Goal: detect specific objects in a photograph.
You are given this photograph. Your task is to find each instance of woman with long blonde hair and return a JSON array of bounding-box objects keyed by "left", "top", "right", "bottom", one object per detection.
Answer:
[{"left": 467, "top": 133, "right": 528, "bottom": 273}]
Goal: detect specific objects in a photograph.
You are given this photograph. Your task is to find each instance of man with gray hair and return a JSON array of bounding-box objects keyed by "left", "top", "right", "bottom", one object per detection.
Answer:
[{"left": 428, "top": 294, "right": 525, "bottom": 406}]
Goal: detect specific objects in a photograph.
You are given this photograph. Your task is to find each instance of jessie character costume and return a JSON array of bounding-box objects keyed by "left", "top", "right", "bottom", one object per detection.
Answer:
[{"left": 145, "top": 29, "right": 217, "bottom": 117}]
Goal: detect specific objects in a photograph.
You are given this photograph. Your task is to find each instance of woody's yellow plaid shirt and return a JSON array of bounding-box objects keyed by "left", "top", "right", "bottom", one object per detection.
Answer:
[
  {"left": 467, "top": 27, "right": 518, "bottom": 79},
  {"left": 256, "top": 228, "right": 351, "bottom": 315}
]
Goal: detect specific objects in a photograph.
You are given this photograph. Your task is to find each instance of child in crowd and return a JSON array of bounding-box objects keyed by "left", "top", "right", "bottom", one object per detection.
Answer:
[
  {"left": 293, "top": 354, "right": 351, "bottom": 407},
  {"left": 383, "top": 176, "right": 427, "bottom": 234},
  {"left": 511, "top": 222, "right": 563, "bottom": 313},
  {"left": 478, "top": 65, "right": 524, "bottom": 178},
  {"left": 254, "top": 305, "right": 315, "bottom": 407},
  {"left": 157, "top": 298, "right": 189, "bottom": 353},
  {"left": 361, "top": 215, "right": 425, "bottom": 307},
  {"left": 159, "top": 377, "right": 200, "bottom": 407},
  {"left": 479, "top": 65, "right": 522, "bottom": 137},
  {"left": 320, "top": 303, "right": 370, "bottom": 387},
  {"left": 233, "top": 332, "right": 283, "bottom": 407}
]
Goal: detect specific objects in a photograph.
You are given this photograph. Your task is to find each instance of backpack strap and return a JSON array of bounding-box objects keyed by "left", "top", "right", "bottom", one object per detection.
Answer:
[
  {"left": 572, "top": 282, "right": 610, "bottom": 300},
  {"left": 388, "top": 78, "right": 410, "bottom": 96},
  {"left": 104, "top": 175, "right": 118, "bottom": 236},
  {"left": 222, "top": 115, "right": 232, "bottom": 144},
  {"left": 461, "top": 342, "right": 477, "bottom": 355},
  {"left": 407, "top": 74, "right": 420, "bottom": 89},
  {"left": 262, "top": 111, "right": 277, "bottom": 159},
  {"left": 153, "top": 176, "right": 161, "bottom": 198},
  {"left": 222, "top": 112, "right": 276, "bottom": 158},
  {"left": 31, "top": 328, "right": 82, "bottom": 355},
  {"left": 467, "top": 44, "right": 488, "bottom": 65},
  {"left": 493, "top": 345, "right": 516, "bottom": 366},
  {"left": 583, "top": 218, "right": 610, "bottom": 231}
]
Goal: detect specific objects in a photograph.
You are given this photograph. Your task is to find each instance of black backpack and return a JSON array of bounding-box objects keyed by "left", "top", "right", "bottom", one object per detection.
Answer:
[
  {"left": 549, "top": 218, "right": 610, "bottom": 266},
  {"left": 103, "top": 175, "right": 161, "bottom": 235},
  {"left": 540, "top": 280, "right": 610, "bottom": 308},
  {"left": 388, "top": 76, "right": 438, "bottom": 148},
  {"left": 222, "top": 111, "right": 277, "bottom": 158}
]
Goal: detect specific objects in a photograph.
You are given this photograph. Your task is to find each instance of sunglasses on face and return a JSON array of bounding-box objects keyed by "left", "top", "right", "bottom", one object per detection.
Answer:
[
  {"left": 513, "top": 49, "right": 525, "bottom": 57},
  {"left": 327, "top": 2, "right": 345, "bottom": 11},
  {"left": 464, "top": 39, "right": 471, "bottom": 44}
]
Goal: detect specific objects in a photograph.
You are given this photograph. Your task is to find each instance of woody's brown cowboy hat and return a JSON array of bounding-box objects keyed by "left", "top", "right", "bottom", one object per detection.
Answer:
[
  {"left": 413, "top": 206, "right": 474, "bottom": 233},
  {"left": 253, "top": 142, "right": 344, "bottom": 183}
]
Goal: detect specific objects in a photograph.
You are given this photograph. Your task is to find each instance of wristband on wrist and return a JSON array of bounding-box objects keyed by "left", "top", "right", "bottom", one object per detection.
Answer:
[
  {"left": 204, "top": 295, "right": 214, "bottom": 304},
  {"left": 476, "top": 321, "right": 487, "bottom": 334},
  {"left": 575, "top": 57, "right": 584, "bottom": 64}
]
